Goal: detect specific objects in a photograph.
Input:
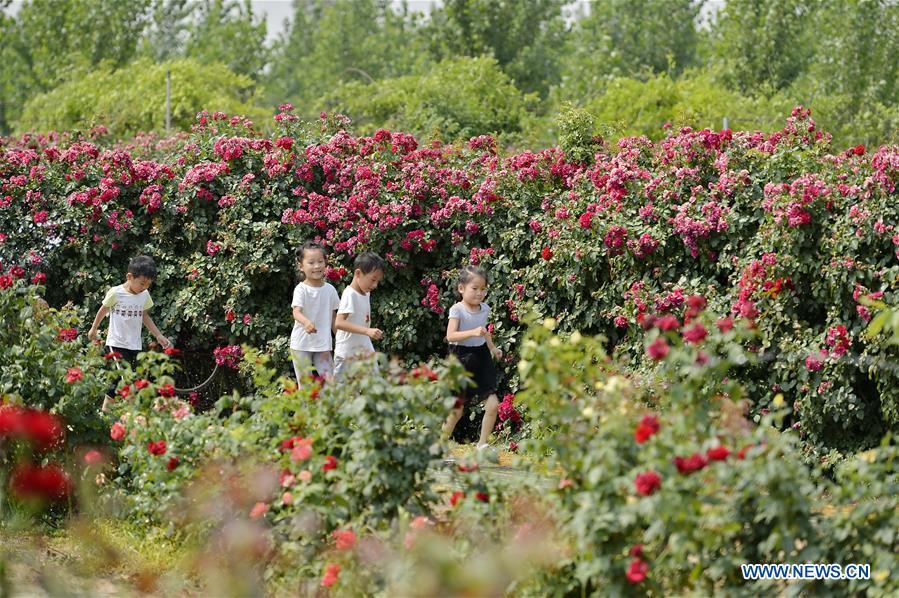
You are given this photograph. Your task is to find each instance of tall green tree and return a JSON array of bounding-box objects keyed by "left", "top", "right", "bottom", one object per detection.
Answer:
[
  {"left": 708, "top": 0, "right": 814, "bottom": 93},
  {"left": 184, "top": 0, "right": 269, "bottom": 80},
  {"left": 555, "top": 0, "right": 703, "bottom": 103},
  {"left": 422, "top": 0, "right": 571, "bottom": 97},
  {"left": 267, "top": 0, "right": 427, "bottom": 112},
  {"left": 139, "top": 0, "right": 195, "bottom": 62},
  {"left": 0, "top": 0, "right": 151, "bottom": 133}
]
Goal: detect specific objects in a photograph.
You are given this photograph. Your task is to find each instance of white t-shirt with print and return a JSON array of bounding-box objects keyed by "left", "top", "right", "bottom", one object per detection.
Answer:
[
  {"left": 334, "top": 286, "right": 374, "bottom": 359},
  {"left": 102, "top": 285, "right": 154, "bottom": 350},
  {"left": 290, "top": 281, "right": 340, "bottom": 351}
]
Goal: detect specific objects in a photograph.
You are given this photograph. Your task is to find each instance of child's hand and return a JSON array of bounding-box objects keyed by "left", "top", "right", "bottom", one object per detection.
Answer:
[
  {"left": 88, "top": 327, "right": 100, "bottom": 344},
  {"left": 304, "top": 322, "right": 317, "bottom": 334},
  {"left": 472, "top": 327, "right": 489, "bottom": 338},
  {"left": 157, "top": 335, "right": 172, "bottom": 349},
  {"left": 367, "top": 328, "right": 384, "bottom": 341},
  {"left": 490, "top": 347, "right": 503, "bottom": 360}
]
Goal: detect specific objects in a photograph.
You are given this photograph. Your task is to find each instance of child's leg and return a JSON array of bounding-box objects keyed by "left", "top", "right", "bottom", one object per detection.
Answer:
[
  {"left": 291, "top": 350, "right": 313, "bottom": 386},
  {"left": 442, "top": 401, "right": 464, "bottom": 440},
  {"left": 311, "top": 352, "right": 334, "bottom": 380},
  {"left": 477, "top": 393, "right": 499, "bottom": 447}
]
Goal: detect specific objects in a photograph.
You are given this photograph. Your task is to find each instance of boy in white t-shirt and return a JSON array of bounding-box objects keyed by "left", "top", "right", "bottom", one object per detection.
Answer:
[
  {"left": 88, "top": 256, "right": 171, "bottom": 407},
  {"left": 88, "top": 255, "right": 171, "bottom": 363},
  {"left": 334, "top": 252, "right": 386, "bottom": 378},
  {"left": 290, "top": 241, "right": 340, "bottom": 384}
]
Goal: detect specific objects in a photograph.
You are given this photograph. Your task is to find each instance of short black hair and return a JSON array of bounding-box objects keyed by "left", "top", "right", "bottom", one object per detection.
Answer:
[
  {"left": 354, "top": 251, "right": 385, "bottom": 275},
  {"left": 128, "top": 255, "right": 157, "bottom": 279}
]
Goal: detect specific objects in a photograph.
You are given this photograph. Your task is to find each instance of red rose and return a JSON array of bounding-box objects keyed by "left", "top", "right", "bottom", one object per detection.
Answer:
[
  {"left": 716, "top": 318, "right": 734, "bottom": 332},
  {"left": 626, "top": 558, "right": 649, "bottom": 584},
  {"left": 57, "top": 328, "right": 77, "bottom": 342},
  {"left": 682, "top": 322, "right": 707, "bottom": 344},
  {"left": 135, "top": 379, "right": 150, "bottom": 390},
  {"left": 9, "top": 408, "right": 65, "bottom": 452},
  {"left": 629, "top": 544, "right": 643, "bottom": 557},
  {"left": 646, "top": 338, "right": 669, "bottom": 361},
  {"left": 654, "top": 315, "right": 680, "bottom": 331},
  {"left": 634, "top": 415, "right": 660, "bottom": 444},
  {"left": 118, "top": 384, "right": 131, "bottom": 399},
  {"left": 322, "top": 455, "right": 338, "bottom": 471},
  {"left": 110, "top": 422, "right": 126, "bottom": 441},
  {"left": 167, "top": 456, "right": 180, "bottom": 471},
  {"left": 332, "top": 528, "right": 357, "bottom": 551},
  {"left": 158, "top": 383, "right": 176, "bottom": 398},
  {"left": 707, "top": 446, "right": 730, "bottom": 461},
  {"left": 164, "top": 347, "right": 182, "bottom": 356},
  {"left": 673, "top": 453, "right": 708, "bottom": 474},
  {"left": 475, "top": 491, "right": 489, "bottom": 503},
  {"left": 83, "top": 450, "right": 104, "bottom": 465},
  {"left": 65, "top": 367, "right": 83, "bottom": 384},
  {"left": 634, "top": 471, "right": 662, "bottom": 496},
  {"left": 450, "top": 490, "right": 464, "bottom": 507},
  {"left": 225, "top": 309, "right": 235, "bottom": 322},
  {"left": 10, "top": 463, "right": 72, "bottom": 501},
  {"left": 147, "top": 440, "right": 167, "bottom": 455},
  {"left": 104, "top": 351, "right": 122, "bottom": 360},
  {"left": 321, "top": 563, "right": 340, "bottom": 588},
  {"left": 853, "top": 144, "right": 865, "bottom": 155},
  {"left": 541, "top": 246, "right": 553, "bottom": 261}
]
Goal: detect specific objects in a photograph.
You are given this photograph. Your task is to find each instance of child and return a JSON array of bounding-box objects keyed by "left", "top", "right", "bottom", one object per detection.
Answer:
[
  {"left": 88, "top": 255, "right": 172, "bottom": 365},
  {"left": 88, "top": 255, "right": 171, "bottom": 408},
  {"left": 290, "top": 241, "right": 340, "bottom": 385},
  {"left": 441, "top": 265, "right": 503, "bottom": 451},
  {"left": 334, "top": 252, "right": 385, "bottom": 378}
]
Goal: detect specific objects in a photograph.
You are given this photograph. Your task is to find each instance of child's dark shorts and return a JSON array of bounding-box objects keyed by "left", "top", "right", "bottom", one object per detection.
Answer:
[{"left": 449, "top": 343, "right": 497, "bottom": 403}]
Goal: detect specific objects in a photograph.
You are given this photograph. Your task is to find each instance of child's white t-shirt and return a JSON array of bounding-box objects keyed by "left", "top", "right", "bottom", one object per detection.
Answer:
[
  {"left": 102, "top": 285, "right": 154, "bottom": 350},
  {"left": 334, "top": 286, "right": 374, "bottom": 359},
  {"left": 290, "top": 281, "right": 340, "bottom": 352}
]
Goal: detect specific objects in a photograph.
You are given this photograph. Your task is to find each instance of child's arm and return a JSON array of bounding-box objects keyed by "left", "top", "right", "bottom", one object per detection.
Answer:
[
  {"left": 331, "top": 310, "right": 338, "bottom": 335},
  {"left": 87, "top": 306, "right": 110, "bottom": 344},
  {"left": 335, "top": 313, "right": 383, "bottom": 340},
  {"left": 293, "top": 306, "right": 317, "bottom": 333},
  {"left": 485, "top": 332, "right": 503, "bottom": 360},
  {"left": 446, "top": 318, "right": 487, "bottom": 343},
  {"left": 142, "top": 311, "right": 172, "bottom": 348}
]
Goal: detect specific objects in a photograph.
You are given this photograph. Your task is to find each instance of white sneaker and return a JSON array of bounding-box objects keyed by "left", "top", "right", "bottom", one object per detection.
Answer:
[{"left": 476, "top": 443, "right": 494, "bottom": 452}]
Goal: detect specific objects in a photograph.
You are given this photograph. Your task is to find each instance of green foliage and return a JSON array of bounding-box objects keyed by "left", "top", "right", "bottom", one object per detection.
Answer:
[
  {"left": 182, "top": 0, "right": 269, "bottom": 80},
  {"left": 14, "top": 58, "right": 268, "bottom": 136},
  {"left": 555, "top": 103, "right": 601, "bottom": 164},
  {"left": 556, "top": 0, "right": 703, "bottom": 102},
  {"left": 581, "top": 71, "right": 792, "bottom": 141},
  {"left": 266, "top": 0, "right": 428, "bottom": 113},
  {"left": 422, "top": 0, "right": 570, "bottom": 97},
  {"left": 519, "top": 317, "right": 897, "bottom": 595},
  {"left": 0, "top": 281, "right": 114, "bottom": 446},
  {"left": 708, "top": 0, "right": 815, "bottom": 93},
  {"left": 322, "top": 55, "right": 536, "bottom": 140}
]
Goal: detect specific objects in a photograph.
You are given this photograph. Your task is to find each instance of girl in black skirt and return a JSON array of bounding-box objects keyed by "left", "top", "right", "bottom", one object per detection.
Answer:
[{"left": 442, "top": 265, "right": 503, "bottom": 450}]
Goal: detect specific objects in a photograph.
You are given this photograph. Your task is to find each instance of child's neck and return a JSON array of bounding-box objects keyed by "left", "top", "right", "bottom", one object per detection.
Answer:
[
  {"left": 303, "top": 277, "right": 324, "bottom": 288},
  {"left": 124, "top": 280, "right": 140, "bottom": 294},
  {"left": 462, "top": 299, "right": 481, "bottom": 311},
  {"left": 350, "top": 279, "right": 366, "bottom": 294}
]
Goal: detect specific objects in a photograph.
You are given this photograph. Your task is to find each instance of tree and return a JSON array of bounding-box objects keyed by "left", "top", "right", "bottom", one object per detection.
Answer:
[
  {"left": 422, "top": 0, "right": 571, "bottom": 98},
  {"left": 267, "top": 0, "right": 427, "bottom": 113},
  {"left": 0, "top": 0, "right": 151, "bottom": 133},
  {"left": 139, "top": 0, "right": 195, "bottom": 62},
  {"left": 321, "top": 56, "right": 535, "bottom": 141},
  {"left": 15, "top": 58, "right": 268, "bottom": 136},
  {"left": 555, "top": 0, "right": 703, "bottom": 103},
  {"left": 708, "top": 0, "right": 815, "bottom": 93},
  {"left": 184, "top": 0, "right": 269, "bottom": 80}
]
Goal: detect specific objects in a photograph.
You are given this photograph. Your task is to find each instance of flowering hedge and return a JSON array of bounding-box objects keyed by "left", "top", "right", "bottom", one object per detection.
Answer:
[{"left": 1, "top": 106, "right": 898, "bottom": 454}]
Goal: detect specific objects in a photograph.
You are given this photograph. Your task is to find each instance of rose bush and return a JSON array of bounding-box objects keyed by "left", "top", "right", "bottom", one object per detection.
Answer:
[
  {"left": 2, "top": 106, "right": 898, "bottom": 457},
  {"left": 517, "top": 314, "right": 897, "bottom": 596}
]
